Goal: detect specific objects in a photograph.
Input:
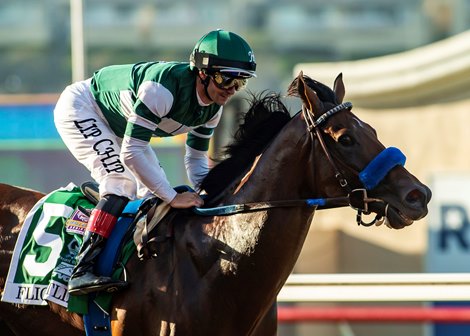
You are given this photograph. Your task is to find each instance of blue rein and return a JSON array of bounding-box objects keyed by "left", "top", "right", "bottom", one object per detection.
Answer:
[{"left": 192, "top": 198, "right": 331, "bottom": 216}]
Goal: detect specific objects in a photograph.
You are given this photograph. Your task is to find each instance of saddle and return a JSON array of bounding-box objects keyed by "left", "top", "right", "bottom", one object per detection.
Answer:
[
  {"left": 80, "top": 181, "right": 185, "bottom": 260},
  {"left": 80, "top": 181, "right": 100, "bottom": 205}
]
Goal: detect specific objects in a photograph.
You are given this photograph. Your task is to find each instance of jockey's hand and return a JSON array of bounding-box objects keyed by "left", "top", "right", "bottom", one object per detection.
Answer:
[{"left": 169, "top": 192, "right": 204, "bottom": 209}]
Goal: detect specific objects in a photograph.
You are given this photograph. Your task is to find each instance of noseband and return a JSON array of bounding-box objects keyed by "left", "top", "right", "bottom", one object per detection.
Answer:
[{"left": 302, "top": 103, "right": 406, "bottom": 226}]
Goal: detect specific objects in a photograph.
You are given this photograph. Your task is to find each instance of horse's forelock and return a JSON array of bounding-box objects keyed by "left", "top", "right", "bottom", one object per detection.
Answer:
[{"left": 288, "top": 75, "right": 338, "bottom": 105}]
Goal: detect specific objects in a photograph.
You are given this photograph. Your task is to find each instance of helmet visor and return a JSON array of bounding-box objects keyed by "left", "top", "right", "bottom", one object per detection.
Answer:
[{"left": 211, "top": 72, "right": 248, "bottom": 91}]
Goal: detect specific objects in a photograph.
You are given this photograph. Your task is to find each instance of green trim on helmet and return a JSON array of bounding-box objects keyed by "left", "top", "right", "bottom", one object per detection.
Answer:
[{"left": 190, "top": 29, "right": 256, "bottom": 77}]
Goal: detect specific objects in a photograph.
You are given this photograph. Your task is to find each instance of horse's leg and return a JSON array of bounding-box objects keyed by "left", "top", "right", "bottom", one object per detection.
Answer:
[
  {"left": 251, "top": 303, "right": 277, "bottom": 336},
  {"left": 0, "top": 318, "right": 15, "bottom": 336}
]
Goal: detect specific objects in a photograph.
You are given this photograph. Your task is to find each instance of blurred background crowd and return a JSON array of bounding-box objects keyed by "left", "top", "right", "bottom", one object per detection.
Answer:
[{"left": 1, "top": 0, "right": 469, "bottom": 94}]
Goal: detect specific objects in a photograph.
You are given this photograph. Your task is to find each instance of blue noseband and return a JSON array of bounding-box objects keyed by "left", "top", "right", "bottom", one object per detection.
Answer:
[{"left": 359, "top": 147, "right": 406, "bottom": 190}]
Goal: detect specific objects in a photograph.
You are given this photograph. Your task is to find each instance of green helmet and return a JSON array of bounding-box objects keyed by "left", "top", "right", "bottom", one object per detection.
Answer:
[{"left": 190, "top": 29, "right": 256, "bottom": 78}]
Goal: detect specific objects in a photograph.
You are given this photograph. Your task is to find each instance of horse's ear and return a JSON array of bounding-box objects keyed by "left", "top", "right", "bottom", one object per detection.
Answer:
[
  {"left": 297, "top": 72, "right": 322, "bottom": 115},
  {"left": 333, "top": 73, "right": 345, "bottom": 104}
]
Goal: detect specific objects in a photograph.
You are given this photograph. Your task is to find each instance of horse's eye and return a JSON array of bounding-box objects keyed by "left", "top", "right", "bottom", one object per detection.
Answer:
[{"left": 338, "top": 134, "right": 355, "bottom": 146}]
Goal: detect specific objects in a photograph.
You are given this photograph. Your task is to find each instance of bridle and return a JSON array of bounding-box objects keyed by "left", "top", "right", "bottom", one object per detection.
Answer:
[
  {"left": 191, "top": 99, "right": 406, "bottom": 227},
  {"left": 301, "top": 102, "right": 387, "bottom": 226}
]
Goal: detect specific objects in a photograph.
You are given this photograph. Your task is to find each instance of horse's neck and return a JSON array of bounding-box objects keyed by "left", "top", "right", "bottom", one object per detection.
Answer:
[
  {"left": 211, "top": 116, "right": 315, "bottom": 295},
  {"left": 156, "top": 118, "right": 316, "bottom": 328},
  {"left": 231, "top": 115, "right": 314, "bottom": 202}
]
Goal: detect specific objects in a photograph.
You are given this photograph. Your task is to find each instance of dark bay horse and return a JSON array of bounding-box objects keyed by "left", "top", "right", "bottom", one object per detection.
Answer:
[{"left": 0, "top": 72, "right": 431, "bottom": 336}]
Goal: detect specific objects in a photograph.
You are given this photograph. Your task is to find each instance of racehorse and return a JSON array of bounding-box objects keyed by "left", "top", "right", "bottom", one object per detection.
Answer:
[{"left": 0, "top": 72, "right": 431, "bottom": 336}]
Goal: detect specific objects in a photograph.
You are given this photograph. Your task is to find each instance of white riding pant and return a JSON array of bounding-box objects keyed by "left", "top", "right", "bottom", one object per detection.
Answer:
[{"left": 53, "top": 79, "right": 152, "bottom": 200}]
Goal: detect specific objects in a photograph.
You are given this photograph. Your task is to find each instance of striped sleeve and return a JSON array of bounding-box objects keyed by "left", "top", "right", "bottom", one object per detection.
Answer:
[
  {"left": 184, "top": 145, "right": 209, "bottom": 190},
  {"left": 125, "top": 80, "right": 174, "bottom": 142},
  {"left": 124, "top": 115, "right": 155, "bottom": 142},
  {"left": 120, "top": 136, "right": 177, "bottom": 202},
  {"left": 186, "top": 107, "right": 223, "bottom": 151}
]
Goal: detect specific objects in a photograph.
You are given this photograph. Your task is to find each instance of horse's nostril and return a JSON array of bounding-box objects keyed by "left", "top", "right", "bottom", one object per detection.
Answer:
[{"left": 405, "top": 188, "right": 426, "bottom": 206}]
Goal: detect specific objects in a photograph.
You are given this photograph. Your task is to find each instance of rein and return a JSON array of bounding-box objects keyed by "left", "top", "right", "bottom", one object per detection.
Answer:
[
  {"left": 193, "top": 99, "right": 405, "bottom": 227},
  {"left": 193, "top": 197, "right": 351, "bottom": 216}
]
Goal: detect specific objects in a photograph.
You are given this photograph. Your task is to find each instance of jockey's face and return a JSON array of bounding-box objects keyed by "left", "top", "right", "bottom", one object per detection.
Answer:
[
  {"left": 208, "top": 77, "right": 237, "bottom": 105},
  {"left": 197, "top": 72, "right": 237, "bottom": 106}
]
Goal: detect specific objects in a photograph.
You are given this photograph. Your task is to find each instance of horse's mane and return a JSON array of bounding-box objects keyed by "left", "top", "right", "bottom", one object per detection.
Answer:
[
  {"left": 200, "top": 92, "right": 291, "bottom": 205},
  {"left": 287, "top": 75, "right": 339, "bottom": 105}
]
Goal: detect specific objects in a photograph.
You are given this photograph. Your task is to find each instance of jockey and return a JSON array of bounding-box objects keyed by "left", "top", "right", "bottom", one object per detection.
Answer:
[{"left": 53, "top": 29, "right": 257, "bottom": 296}]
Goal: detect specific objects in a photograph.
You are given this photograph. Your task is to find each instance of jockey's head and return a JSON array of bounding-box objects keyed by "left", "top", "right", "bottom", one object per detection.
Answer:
[{"left": 190, "top": 29, "right": 256, "bottom": 93}]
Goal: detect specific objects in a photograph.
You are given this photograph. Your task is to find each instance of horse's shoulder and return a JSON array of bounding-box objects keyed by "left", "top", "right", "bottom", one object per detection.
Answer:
[{"left": 145, "top": 210, "right": 210, "bottom": 258}]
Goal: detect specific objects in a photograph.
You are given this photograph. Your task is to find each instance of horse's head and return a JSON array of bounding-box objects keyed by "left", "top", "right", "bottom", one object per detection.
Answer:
[{"left": 289, "top": 71, "right": 431, "bottom": 229}]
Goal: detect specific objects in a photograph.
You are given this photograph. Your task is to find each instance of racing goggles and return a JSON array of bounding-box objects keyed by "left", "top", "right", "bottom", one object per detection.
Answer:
[{"left": 210, "top": 72, "right": 248, "bottom": 91}]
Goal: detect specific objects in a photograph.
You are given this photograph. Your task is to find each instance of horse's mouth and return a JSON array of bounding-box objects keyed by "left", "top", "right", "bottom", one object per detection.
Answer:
[
  {"left": 384, "top": 206, "right": 414, "bottom": 229},
  {"left": 370, "top": 203, "right": 415, "bottom": 229}
]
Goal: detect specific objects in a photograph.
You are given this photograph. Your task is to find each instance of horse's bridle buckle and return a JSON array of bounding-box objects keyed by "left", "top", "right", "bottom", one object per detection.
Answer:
[
  {"left": 349, "top": 189, "right": 370, "bottom": 212},
  {"left": 349, "top": 189, "right": 386, "bottom": 226}
]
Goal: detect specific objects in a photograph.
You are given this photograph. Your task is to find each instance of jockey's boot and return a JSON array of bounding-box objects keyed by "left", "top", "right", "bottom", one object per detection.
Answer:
[{"left": 68, "top": 194, "right": 129, "bottom": 296}]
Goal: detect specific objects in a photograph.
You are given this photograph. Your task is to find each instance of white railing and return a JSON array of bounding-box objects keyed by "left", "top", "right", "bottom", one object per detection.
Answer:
[{"left": 278, "top": 273, "right": 470, "bottom": 302}]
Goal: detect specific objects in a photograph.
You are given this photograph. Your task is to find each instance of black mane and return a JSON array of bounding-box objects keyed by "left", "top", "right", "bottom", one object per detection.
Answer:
[{"left": 200, "top": 92, "right": 291, "bottom": 205}]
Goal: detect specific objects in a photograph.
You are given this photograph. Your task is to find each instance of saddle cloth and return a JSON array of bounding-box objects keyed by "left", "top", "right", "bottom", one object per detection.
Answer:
[
  {"left": 1, "top": 183, "right": 96, "bottom": 310},
  {"left": 1, "top": 183, "right": 168, "bottom": 314}
]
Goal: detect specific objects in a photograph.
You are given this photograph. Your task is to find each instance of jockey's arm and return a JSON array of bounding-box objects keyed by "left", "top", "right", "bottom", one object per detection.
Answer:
[
  {"left": 184, "top": 144, "right": 209, "bottom": 191},
  {"left": 184, "top": 108, "right": 222, "bottom": 190},
  {"left": 120, "top": 135, "right": 204, "bottom": 208},
  {"left": 120, "top": 135, "right": 177, "bottom": 203}
]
